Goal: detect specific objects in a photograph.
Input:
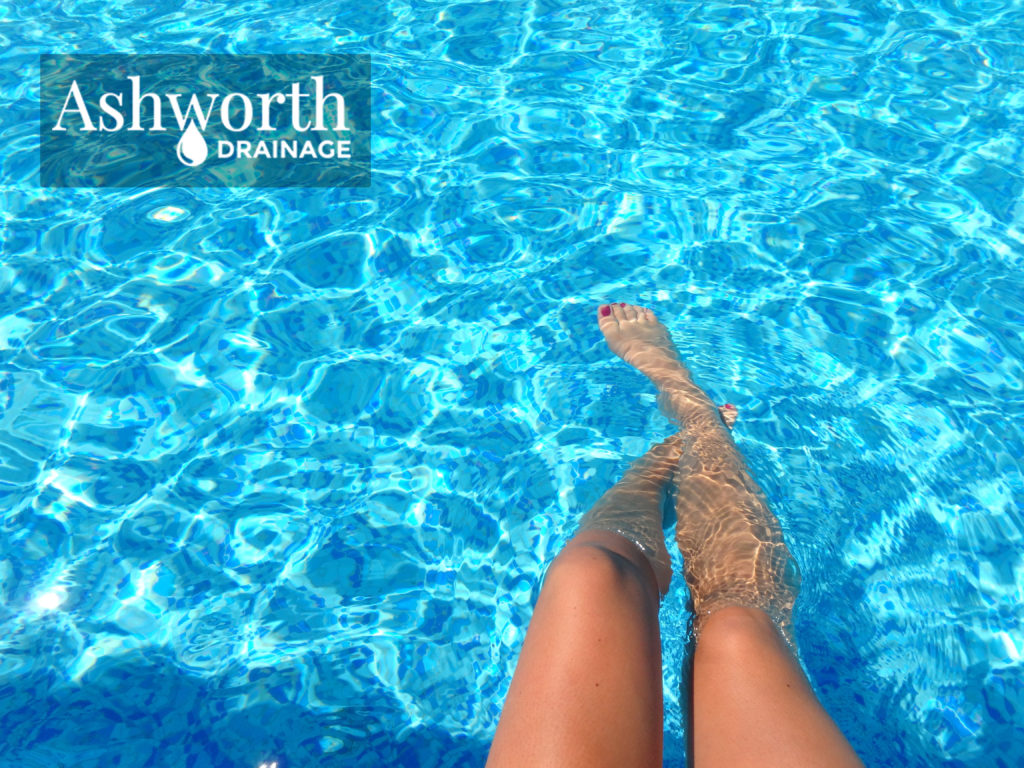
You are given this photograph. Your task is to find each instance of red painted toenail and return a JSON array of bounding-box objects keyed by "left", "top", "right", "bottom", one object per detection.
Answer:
[
  {"left": 600, "top": 305, "right": 611, "bottom": 316},
  {"left": 725, "top": 403, "right": 736, "bottom": 410},
  {"left": 619, "top": 302, "right": 626, "bottom": 307}
]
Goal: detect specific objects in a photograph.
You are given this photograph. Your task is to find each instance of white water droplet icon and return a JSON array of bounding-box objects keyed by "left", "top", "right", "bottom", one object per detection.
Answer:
[{"left": 176, "top": 122, "right": 208, "bottom": 166}]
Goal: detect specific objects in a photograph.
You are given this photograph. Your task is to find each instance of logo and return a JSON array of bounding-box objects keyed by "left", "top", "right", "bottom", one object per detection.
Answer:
[{"left": 40, "top": 54, "right": 371, "bottom": 188}]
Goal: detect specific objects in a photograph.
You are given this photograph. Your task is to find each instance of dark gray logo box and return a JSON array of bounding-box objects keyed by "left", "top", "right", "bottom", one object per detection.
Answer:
[{"left": 39, "top": 54, "right": 371, "bottom": 188}]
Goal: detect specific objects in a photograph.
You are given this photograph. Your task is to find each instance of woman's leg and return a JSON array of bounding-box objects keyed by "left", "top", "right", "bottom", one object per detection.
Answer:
[
  {"left": 691, "top": 606, "right": 863, "bottom": 768},
  {"left": 598, "top": 302, "right": 863, "bottom": 768},
  {"left": 486, "top": 436, "right": 682, "bottom": 768}
]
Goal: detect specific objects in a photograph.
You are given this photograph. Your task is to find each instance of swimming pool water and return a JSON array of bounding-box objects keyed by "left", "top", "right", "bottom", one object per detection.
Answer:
[{"left": 2, "top": 0, "right": 1023, "bottom": 766}]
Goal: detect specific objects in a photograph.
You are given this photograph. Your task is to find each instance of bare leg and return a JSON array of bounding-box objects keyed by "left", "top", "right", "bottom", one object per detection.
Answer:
[
  {"left": 487, "top": 436, "right": 681, "bottom": 768},
  {"left": 598, "top": 302, "right": 863, "bottom": 768}
]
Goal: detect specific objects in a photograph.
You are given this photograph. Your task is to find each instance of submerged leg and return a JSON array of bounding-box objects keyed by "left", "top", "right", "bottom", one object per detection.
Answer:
[
  {"left": 576, "top": 414, "right": 736, "bottom": 597},
  {"left": 487, "top": 435, "right": 680, "bottom": 768},
  {"left": 598, "top": 302, "right": 863, "bottom": 768},
  {"left": 576, "top": 432, "right": 683, "bottom": 595}
]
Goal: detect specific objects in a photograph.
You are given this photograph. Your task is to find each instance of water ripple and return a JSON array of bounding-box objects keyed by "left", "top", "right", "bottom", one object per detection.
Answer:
[{"left": 2, "top": 0, "right": 1024, "bottom": 766}]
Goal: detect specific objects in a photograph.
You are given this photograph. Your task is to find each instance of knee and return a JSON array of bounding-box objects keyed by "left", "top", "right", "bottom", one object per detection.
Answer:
[
  {"left": 697, "top": 605, "right": 784, "bottom": 658},
  {"left": 545, "top": 539, "right": 658, "bottom": 603}
]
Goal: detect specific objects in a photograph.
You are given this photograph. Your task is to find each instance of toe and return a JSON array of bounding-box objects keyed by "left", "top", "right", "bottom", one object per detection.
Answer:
[
  {"left": 622, "top": 303, "right": 639, "bottom": 321},
  {"left": 598, "top": 304, "right": 617, "bottom": 328},
  {"left": 641, "top": 307, "right": 656, "bottom": 323},
  {"left": 611, "top": 302, "right": 629, "bottom": 322}
]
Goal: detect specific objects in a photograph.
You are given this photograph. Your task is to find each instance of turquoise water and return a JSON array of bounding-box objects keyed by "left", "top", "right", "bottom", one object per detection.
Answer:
[{"left": 2, "top": 0, "right": 1023, "bottom": 766}]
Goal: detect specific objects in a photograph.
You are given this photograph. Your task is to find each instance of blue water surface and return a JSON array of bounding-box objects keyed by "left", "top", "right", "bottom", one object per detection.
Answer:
[{"left": 2, "top": 0, "right": 1023, "bottom": 766}]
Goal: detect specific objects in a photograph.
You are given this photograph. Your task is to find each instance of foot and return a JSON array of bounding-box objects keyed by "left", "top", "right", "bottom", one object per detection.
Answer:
[
  {"left": 597, "top": 303, "right": 689, "bottom": 389},
  {"left": 718, "top": 403, "right": 738, "bottom": 430},
  {"left": 599, "top": 303, "right": 737, "bottom": 430}
]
